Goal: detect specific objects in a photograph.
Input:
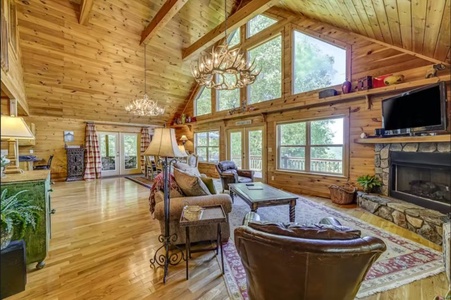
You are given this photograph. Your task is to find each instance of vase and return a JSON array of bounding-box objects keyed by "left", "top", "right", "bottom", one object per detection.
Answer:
[
  {"left": 342, "top": 80, "right": 352, "bottom": 94},
  {"left": 1, "top": 228, "right": 13, "bottom": 250}
]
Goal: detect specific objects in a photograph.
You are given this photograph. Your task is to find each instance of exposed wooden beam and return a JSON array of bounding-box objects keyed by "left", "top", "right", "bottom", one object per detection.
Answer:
[
  {"left": 140, "top": 0, "right": 189, "bottom": 45},
  {"left": 79, "top": 0, "right": 94, "bottom": 25},
  {"left": 182, "top": 0, "right": 278, "bottom": 60},
  {"left": 348, "top": 32, "right": 450, "bottom": 66}
]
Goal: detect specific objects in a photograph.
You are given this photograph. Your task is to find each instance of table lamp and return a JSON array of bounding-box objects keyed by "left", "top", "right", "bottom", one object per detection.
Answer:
[
  {"left": 1, "top": 115, "right": 35, "bottom": 174},
  {"left": 144, "top": 128, "right": 187, "bottom": 283}
]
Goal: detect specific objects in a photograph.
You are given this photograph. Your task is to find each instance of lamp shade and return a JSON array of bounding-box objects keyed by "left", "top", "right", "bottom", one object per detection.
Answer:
[
  {"left": 144, "top": 128, "right": 187, "bottom": 158},
  {"left": 179, "top": 135, "right": 188, "bottom": 142},
  {"left": 1, "top": 116, "right": 35, "bottom": 139},
  {"left": 178, "top": 144, "right": 186, "bottom": 154}
]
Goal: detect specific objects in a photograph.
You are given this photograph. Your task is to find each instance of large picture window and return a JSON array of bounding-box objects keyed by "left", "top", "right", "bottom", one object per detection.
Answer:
[
  {"left": 277, "top": 117, "right": 344, "bottom": 175},
  {"left": 195, "top": 88, "right": 211, "bottom": 116},
  {"left": 195, "top": 131, "right": 220, "bottom": 163},
  {"left": 293, "top": 30, "right": 346, "bottom": 94},
  {"left": 248, "top": 35, "right": 282, "bottom": 104}
]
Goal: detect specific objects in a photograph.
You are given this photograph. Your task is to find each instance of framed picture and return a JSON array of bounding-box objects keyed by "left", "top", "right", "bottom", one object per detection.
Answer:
[{"left": 64, "top": 131, "right": 75, "bottom": 142}]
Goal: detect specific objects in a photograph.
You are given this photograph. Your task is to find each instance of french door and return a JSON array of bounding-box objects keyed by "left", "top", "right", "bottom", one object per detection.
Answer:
[
  {"left": 98, "top": 132, "right": 140, "bottom": 176},
  {"left": 227, "top": 127, "right": 264, "bottom": 181}
]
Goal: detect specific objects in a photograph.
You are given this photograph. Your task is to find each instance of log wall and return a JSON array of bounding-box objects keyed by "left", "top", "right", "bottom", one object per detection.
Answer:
[{"left": 178, "top": 14, "right": 450, "bottom": 198}]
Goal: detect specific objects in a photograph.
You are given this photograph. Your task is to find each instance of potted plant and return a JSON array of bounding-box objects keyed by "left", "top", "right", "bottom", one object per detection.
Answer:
[
  {"left": 1, "top": 189, "right": 42, "bottom": 250},
  {"left": 356, "top": 175, "right": 382, "bottom": 193},
  {"left": 1, "top": 155, "right": 10, "bottom": 177}
]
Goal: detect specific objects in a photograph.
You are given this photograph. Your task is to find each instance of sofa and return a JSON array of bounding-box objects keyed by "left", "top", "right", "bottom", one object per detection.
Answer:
[{"left": 150, "top": 162, "right": 233, "bottom": 245}]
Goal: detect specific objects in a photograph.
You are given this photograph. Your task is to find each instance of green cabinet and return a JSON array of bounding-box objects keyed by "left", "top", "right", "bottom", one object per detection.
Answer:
[{"left": 1, "top": 171, "right": 52, "bottom": 269}]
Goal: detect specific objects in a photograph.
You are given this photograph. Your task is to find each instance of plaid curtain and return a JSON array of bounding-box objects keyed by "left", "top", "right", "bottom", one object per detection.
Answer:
[
  {"left": 84, "top": 124, "right": 102, "bottom": 180},
  {"left": 140, "top": 127, "right": 151, "bottom": 174}
]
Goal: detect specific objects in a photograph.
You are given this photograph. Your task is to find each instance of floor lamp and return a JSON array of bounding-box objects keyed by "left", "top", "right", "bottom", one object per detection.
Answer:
[
  {"left": 144, "top": 128, "right": 187, "bottom": 283},
  {"left": 1, "top": 115, "right": 35, "bottom": 174}
]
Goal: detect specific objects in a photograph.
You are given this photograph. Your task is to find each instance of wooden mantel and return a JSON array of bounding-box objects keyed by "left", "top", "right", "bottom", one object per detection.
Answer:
[{"left": 355, "top": 134, "right": 451, "bottom": 144}]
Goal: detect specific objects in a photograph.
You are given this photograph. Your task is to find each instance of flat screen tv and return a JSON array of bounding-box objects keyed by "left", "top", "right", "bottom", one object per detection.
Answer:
[{"left": 381, "top": 82, "right": 447, "bottom": 136}]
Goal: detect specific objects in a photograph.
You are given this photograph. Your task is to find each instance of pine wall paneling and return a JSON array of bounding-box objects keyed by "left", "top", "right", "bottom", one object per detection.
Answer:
[
  {"left": 176, "top": 12, "right": 448, "bottom": 198},
  {"left": 1, "top": 0, "right": 28, "bottom": 115}
]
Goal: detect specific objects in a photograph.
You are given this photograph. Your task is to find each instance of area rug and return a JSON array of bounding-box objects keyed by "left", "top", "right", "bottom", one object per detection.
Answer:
[
  {"left": 224, "top": 195, "right": 445, "bottom": 299},
  {"left": 125, "top": 176, "right": 153, "bottom": 189}
]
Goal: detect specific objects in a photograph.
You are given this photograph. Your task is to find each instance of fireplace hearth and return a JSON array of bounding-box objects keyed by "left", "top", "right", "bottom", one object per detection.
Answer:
[{"left": 389, "top": 151, "right": 450, "bottom": 214}]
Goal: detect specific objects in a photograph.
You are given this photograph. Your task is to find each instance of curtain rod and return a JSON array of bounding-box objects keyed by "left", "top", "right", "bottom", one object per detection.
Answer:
[{"left": 85, "top": 120, "right": 164, "bottom": 128}]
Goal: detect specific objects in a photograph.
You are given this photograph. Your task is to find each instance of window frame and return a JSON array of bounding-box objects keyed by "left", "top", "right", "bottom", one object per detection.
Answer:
[
  {"left": 194, "top": 86, "right": 212, "bottom": 117},
  {"left": 276, "top": 115, "right": 349, "bottom": 177},
  {"left": 194, "top": 130, "right": 220, "bottom": 164},
  {"left": 291, "top": 27, "right": 351, "bottom": 96},
  {"left": 245, "top": 33, "right": 283, "bottom": 104}
]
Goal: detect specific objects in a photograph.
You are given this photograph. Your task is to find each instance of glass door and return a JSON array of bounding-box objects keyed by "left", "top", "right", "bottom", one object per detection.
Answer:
[
  {"left": 98, "top": 132, "right": 119, "bottom": 177},
  {"left": 227, "top": 127, "right": 264, "bottom": 181},
  {"left": 120, "top": 133, "right": 139, "bottom": 175},
  {"left": 98, "top": 132, "right": 140, "bottom": 176}
]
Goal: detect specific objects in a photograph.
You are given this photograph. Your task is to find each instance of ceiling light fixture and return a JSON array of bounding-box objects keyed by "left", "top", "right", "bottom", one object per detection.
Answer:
[
  {"left": 125, "top": 44, "right": 165, "bottom": 117},
  {"left": 190, "top": 0, "right": 260, "bottom": 90}
]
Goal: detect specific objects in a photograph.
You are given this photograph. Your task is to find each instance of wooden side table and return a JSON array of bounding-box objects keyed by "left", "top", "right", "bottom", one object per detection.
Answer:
[{"left": 179, "top": 205, "right": 226, "bottom": 279}]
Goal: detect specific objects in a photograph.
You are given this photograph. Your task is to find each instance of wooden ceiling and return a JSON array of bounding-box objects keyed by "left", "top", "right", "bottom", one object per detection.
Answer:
[{"left": 16, "top": 0, "right": 450, "bottom": 125}]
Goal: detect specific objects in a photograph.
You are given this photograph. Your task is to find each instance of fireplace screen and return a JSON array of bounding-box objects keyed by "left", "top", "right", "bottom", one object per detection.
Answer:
[
  {"left": 395, "top": 165, "right": 450, "bottom": 205},
  {"left": 389, "top": 151, "right": 451, "bottom": 213}
]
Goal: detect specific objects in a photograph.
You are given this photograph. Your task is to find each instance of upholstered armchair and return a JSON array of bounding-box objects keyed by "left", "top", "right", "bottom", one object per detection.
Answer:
[
  {"left": 234, "top": 221, "right": 386, "bottom": 300},
  {"left": 215, "top": 160, "right": 254, "bottom": 192}
]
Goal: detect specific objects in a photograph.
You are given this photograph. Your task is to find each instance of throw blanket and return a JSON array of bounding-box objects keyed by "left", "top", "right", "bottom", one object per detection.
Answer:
[{"left": 148, "top": 173, "right": 183, "bottom": 214}]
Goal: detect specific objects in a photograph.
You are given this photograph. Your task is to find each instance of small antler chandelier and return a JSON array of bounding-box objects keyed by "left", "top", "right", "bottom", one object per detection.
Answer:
[
  {"left": 191, "top": 1, "right": 260, "bottom": 90},
  {"left": 125, "top": 94, "right": 165, "bottom": 117},
  {"left": 125, "top": 44, "right": 165, "bottom": 117}
]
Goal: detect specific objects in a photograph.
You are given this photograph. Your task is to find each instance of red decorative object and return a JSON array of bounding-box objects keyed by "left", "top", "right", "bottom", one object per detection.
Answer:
[{"left": 373, "top": 74, "right": 392, "bottom": 88}]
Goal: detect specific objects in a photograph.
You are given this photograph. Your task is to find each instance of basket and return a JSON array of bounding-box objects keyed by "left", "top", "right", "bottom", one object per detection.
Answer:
[{"left": 328, "top": 183, "right": 356, "bottom": 204}]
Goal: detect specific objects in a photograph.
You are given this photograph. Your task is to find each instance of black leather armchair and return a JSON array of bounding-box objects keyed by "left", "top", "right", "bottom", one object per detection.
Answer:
[{"left": 215, "top": 160, "right": 254, "bottom": 192}]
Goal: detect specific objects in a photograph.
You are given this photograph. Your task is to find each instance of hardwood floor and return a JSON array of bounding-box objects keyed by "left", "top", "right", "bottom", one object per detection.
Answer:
[{"left": 7, "top": 178, "right": 449, "bottom": 299}]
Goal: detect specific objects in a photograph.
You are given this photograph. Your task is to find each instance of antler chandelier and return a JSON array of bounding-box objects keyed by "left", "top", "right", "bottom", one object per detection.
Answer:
[
  {"left": 125, "top": 45, "right": 165, "bottom": 117},
  {"left": 191, "top": 1, "right": 260, "bottom": 90}
]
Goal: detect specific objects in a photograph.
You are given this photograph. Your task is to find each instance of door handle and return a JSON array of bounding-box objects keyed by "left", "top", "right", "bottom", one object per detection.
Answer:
[{"left": 50, "top": 209, "right": 56, "bottom": 214}]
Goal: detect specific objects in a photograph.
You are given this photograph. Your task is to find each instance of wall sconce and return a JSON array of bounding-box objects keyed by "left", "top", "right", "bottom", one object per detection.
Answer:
[
  {"left": 1, "top": 115, "right": 35, "bottom": 173},
  {"left": 179, "top": 135, "right": 188, "bottom": 145}
]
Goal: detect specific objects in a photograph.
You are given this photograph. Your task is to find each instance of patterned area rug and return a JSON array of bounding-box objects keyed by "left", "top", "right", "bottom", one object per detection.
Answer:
[
  {"left": 125, "top": 176, "right": 153, "bottom": 189},
  {"left": 224, "top": 195, "right": 445, "bottom": 299}
]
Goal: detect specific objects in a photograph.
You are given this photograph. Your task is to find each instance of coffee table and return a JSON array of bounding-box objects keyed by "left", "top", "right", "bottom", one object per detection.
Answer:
[{"left": 229, "top": 182, "right": 298, "bottom": 222}]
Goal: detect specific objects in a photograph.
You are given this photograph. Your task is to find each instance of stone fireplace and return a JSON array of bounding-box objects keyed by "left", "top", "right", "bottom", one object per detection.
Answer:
[{"left": 358, "top": 141, "right": 450, "bottom": 245}]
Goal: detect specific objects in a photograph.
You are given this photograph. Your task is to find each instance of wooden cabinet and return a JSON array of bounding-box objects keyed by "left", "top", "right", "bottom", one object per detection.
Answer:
[
  {"left": 0, "top": 171, "right": 52, "bottom": 269},
  {"left": 66, "top": 147, "right": 85, "bottom": 181}
]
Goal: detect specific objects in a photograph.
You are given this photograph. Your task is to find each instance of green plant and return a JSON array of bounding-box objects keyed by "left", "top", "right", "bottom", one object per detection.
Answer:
[
  {"left": 356, "top": 175, "right": 382, "bottom": 193},
  {"left": 1, "top": 189, "right": 42, "bottom": 239},
  {"left": 1, "top": 155, "right": 10, "bottom": 167}
]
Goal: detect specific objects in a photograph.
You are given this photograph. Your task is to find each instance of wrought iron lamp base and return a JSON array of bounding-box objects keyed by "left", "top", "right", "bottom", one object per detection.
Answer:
[{"left": 150, "top": 233, "right": 185, "bottom": 283}]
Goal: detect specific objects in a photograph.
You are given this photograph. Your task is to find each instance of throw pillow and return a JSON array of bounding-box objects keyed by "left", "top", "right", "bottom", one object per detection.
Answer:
[
  {"left": 173, "top": 168, "right": 211, "bottom": 197},
  {"left": 200, "top": 176, "right": 217, "bottom": 194},
  {"left": 149, "top": 173, "right": 184, "bottom": 214},
  {"left": 248, "top": 221, "right": 361, "bottom": 240},
  {"left": 173, "top": 162, "right": 201, "bottom": 177}
]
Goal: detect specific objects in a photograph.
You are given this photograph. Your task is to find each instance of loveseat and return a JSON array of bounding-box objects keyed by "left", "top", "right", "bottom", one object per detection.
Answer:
[{"left": 150, "top": 162, "right": 233, "bottom": 244}]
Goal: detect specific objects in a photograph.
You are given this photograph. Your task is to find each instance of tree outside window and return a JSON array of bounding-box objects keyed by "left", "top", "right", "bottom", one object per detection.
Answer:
[
  {"left": 248, "top": 36, "right": 282, "bottom": 104},
  {"left": 195, "top": 131, "right": 220, "bottom": 163},
  {"left": 278, "top": 117, "right": 344, "bottom": 175},
  {"left": 195, "top": 88, "right": 211, "bottom": 116},
  {"left": 293, "top": 31, "right": 346, "bottom": 94}
]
